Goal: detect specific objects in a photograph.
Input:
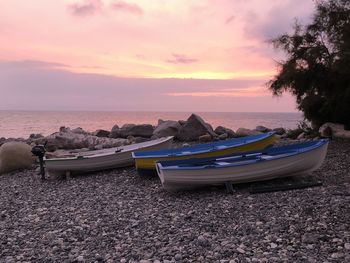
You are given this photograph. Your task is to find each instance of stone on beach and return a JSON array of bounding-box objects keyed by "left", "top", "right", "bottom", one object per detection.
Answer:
[
  {"left": 273, "top": 127, "right": 286, "bottom": 135},
  {"left": 198, "top": 133, "right": 212, "bottom": 142},
  {"left": 319, "top": 122, "right": 350, "bottom": 139},
  {"left": 118, "top": 124, "right": 154, "bottom": 138},
  {"left": 153, "top": 120, "right": 181, "bottom": 138},
  {"left": 0, "top": 142, "right": 36, "bottom": 174},
  {"left": 214, "top": 126, "right": 236, "bottom": 138},
  {"left": 93, "top": 129, "right": 110, "bottom": 138},
  {"left": 34, "top": 130, "right": 128, "bottom": 151},
  {"left": 255, "top": 125, "right": 271, "bottom": 133},
  {"left": 235, "top": 128, "right": 261, "bottom": 137},
  {"left": 177, "top": 114, "right": 217, "bottom": 141},
  {"left": 109, "top": 124, "right": 120, "bottom": 138}
]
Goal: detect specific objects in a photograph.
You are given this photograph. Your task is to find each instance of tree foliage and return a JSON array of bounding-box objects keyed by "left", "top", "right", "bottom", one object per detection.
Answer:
[{"left": 268, "top": 0, "right": 350, "bottom": 128}]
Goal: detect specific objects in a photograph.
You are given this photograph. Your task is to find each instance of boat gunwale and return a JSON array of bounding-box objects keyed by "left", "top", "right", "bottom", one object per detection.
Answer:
[{"left": 132, "top": 132, "right": 275, "bottom": 159}]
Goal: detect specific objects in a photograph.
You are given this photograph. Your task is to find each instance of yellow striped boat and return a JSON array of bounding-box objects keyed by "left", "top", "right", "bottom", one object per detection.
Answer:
[{"left": 132, "top": 132, "right": 276, "bottom": 175}]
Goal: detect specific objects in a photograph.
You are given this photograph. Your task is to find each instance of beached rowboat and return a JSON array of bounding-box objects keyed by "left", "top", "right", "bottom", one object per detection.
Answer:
[
  {"left": 156, "top": 139, "right": 329, "bottom": 191},
  {"left": 45, "top": 136, "right": 173, "bottom": 176},
  {"left": 132, "top": 132, "right": 276, "bottom": 174}
]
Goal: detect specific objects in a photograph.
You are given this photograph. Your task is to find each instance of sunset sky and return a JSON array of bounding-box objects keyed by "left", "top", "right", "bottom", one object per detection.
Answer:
[{"left": 0, "top": 0, "right": 315, "bottom": 112}]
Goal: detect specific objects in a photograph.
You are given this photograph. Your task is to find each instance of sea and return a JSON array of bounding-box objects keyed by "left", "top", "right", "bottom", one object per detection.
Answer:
[{"left": 0, "top": 111, "right": 303, "bottom": 139}]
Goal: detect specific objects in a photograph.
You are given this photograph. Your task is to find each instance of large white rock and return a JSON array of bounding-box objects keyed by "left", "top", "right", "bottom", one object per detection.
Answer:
[
  {"left": 153, "top": 120, "right": 181, "bottom": 138},
  {"left": 319, "top": 122, "right": 350, "bottom": 139},
  {"left": 0, "top": 142, "right": 36, "bottom": 174}
]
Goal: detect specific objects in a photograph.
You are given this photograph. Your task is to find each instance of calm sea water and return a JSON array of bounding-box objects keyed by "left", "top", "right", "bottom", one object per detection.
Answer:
[{"left": 0, "top": 111, "right": 303, "bottom": 138}]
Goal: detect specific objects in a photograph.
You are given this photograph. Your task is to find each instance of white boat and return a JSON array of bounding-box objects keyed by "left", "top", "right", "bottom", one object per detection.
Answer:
[
  {"left": 156, "top": 139, "right": 329, "bottom": 191},
  {"left": 45, "top": 136, "right": 173, "bottom": 176}
]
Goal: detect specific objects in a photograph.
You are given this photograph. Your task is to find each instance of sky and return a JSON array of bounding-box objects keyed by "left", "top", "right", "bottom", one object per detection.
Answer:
[{"left": 0, "top": 0, "right": 315, "bottom": 112}]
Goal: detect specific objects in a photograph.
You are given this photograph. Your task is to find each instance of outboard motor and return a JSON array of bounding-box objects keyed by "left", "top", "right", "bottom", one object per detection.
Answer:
[{"left": 31, "top": 142, "right": 47, "bottom": 179}]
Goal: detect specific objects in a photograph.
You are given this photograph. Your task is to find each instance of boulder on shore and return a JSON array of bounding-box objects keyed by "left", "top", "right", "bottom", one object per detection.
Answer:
[
  {"left": 0, "top": 142, "right": 36, "bottom": 174},
  {"left": 273, "top": 127, "right": 286, "bottom": 135},
  {"left": 153, "top": 120, "right": 181, "bottom": 138},
  {"left": 109, "top": 124, "right": 120, "bottom": 138},
  {"left": 319, "top": 122, "right": 350, "bottom": 139},
  {"left": 199, "top": 133, "right": 212, "bottom": 143},
  {"left": 177, "top": 114, "right": 217, "bottom": 141},
  {"left": 255, "top": 125, "right": 271, "bottom": 133},
  {"left": 235, "top": 128, "right": 261, "bottom": 137},
  {"left": 214, "top": 126, "right": 236, "bottom": 138},
  {"left": 34, "top": 130, "right": 128, "bottom": 151},
  {"left": 93, "top": 129, "right": 110, "bottom": 138},
  {"left": 118, "top": 124, "right": 154, "bottom": 138}
]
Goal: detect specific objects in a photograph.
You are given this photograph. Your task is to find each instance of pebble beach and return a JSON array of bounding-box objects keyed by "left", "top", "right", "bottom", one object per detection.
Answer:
[{"left": 0, "top": 139, "right": 349, "bottom": 262}]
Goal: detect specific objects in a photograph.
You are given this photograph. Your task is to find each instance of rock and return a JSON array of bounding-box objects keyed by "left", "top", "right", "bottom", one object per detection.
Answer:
[
  {"left": 0, "top": 142, "right": 36, "bottom": 174},
  {"left": 218, "top": 133, "right": 228, "bottom": 140},
  {"left": 273, "top": 127, "right": 286, "bottom": 135},
  {"left": 255, "top": 125, "right": 271, "bottom": 132},
  {"left": 236, "top": 247, "right": 245, "bottom": 254},
  {"left": 215, "top": 126, "right": 236, "bottom": 137},
  {"left": 133, "top": 137, "right": 150, "bottom": 143},
  {"left": 331, "top": 252, "right": 344, "bottom": 259},
  {"left": 158, "top": 119, "right": 165, "bottom": 125},
  {"left": 109, "top": 124, "right": 120, "bottom": 138},
  {"left": 197, "top": 235, "right": 208, "bottom": 246},
  {"left": 0, "top": 137, "right": 6, "bottom": 146},
  {"left": 174, "top": 253, "right": 182, "bottom": 261},
  {"left": 319, "top": 122, "right": 350, "bottom": 139},
  {"left": 177, "top": 114, "right": 216, "bottom": 141},
  {"left": 71, "top": 127, "right": 88, "bottom": 135},
  {"left": 286, "top": 128, "right": 303, "bottom": 139},
  {"left": 199, "top": 133, "right": 212, "bottom": 142},
  {"left": 344, "top": 243, "right": 350, "bottom": 250},
  {"left": 214, "top": 126, "right": 227, "bottom": 135},
  {"left": 29, "top": 133, "right": 44, "bottom": 139},
  {"left": 297, "top": 132, "right": 306, "bottom": 139},
  {"left": 34, "top": 130, "right": 127, "bottom": 150},
  {"left": 235, "top": 128, "right": 261, "bottom": 137},
  {"left": 302, "top": 233, "right": 319, "bottom": 244},
  {"left": 178, "top": 120, "right": 186, "bottom": 126},
  {"left": 93, "top": 129, "right": 110, "bottom": 138},
  {"left": 59, "top": 126, "right": 70, "bottom": 133},
  {"left": 270, "top": 243, "right": 277, "bottom": 249},
  {"left": 153, "top": 120, "right": 181, "bottom": 138},
  {"left": 118, "top": 124, "right": 154, "bottom": 138}
]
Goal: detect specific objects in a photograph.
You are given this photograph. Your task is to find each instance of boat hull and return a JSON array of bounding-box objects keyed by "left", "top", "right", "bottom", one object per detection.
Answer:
[
  {"left": 45, "top": 136, "right": 173, "bottom": 176},
  {"left": 134, "top": 133, "right": 276, "bottom": 173},
  {"left": 157, "top": 141, "right": 328, "bottom": 191}
]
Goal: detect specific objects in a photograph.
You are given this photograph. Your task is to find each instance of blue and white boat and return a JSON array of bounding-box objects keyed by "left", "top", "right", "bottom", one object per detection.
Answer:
[
  {"left": 156, "top": 139, "right": 329, "bottom": 191},
  {"left": 133, "top": 132, "right": 277, "bottom": 174}
]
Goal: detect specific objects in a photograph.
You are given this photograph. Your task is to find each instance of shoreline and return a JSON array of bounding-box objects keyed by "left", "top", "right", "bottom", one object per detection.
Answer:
[{"left": 0, "top": 139, "right": 349, "bottom": 262}]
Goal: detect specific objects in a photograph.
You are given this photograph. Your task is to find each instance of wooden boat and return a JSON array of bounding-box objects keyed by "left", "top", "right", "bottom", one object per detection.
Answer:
[
  {"left": 156, "top": 139, "right": 329, "bottom": 191},
  {"left": 44, "top": 136, "right": 173, "bottom": 176},
  {"left": 132, "top": 132, "right": 276, "bottom": 175}
]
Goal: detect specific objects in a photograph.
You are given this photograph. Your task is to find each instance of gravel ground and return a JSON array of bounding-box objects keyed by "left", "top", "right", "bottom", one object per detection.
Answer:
[{"left": 0, "top": 140, "right": 349, "bottom": 263}]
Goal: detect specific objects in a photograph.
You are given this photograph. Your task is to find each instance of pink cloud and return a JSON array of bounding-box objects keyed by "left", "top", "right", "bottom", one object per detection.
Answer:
[
  {"left": 166, "top": 54, "right": 198, "bottom": 64},
  {"left": 166, "top": 87, "right": 267, "bottom": 98},
  {"left": 110, "top": 1, "right": 143, "bottom": 15},
  {"left": 225, "top": 15, "right": 235, "bottom": 24},
  {"left": 68, "top": 0, "right": 102, "bottom": 17}
]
